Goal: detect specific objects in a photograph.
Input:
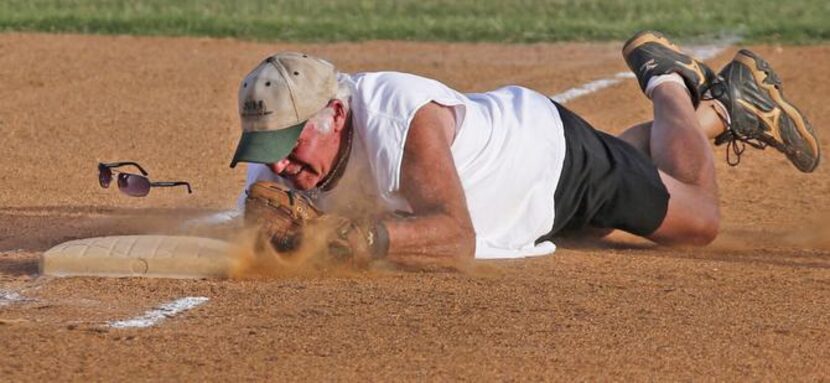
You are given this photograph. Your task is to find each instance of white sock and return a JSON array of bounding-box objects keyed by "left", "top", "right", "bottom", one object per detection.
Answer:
[
  {"left": 645, "top": 73, "right": 689, "bottom": 99},
  {"left": 711, "top": 99, "right": 732, "bottom": 126}
]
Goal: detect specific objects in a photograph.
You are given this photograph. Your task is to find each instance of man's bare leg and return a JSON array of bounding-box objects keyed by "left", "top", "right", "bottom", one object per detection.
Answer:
[
  {"left": 626, "top": 84, "right": 724, "bottom": 245},
  {"left": 618, "top": 99, "right": 727, "bottom": 155}
]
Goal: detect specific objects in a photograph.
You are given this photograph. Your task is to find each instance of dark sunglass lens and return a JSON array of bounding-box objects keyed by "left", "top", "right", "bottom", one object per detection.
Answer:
[
  {"left": 117, "top": 173, "right": 151, "bottom": 197},
  {"left": 99, "top": 167, "right": 112, "bottom": 188}
]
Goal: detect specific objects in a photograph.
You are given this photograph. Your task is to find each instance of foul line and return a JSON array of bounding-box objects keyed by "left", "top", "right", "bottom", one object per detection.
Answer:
[
  {"left": 551, "top": 72, "right": 636, "bottom": 103},
  {"left": 180, "top": 209, "right": 241, "bottom": 229},
  {"left": 109, "top": 296, "right": 209, "bottom": 329},
  {"left": 551, "top": 41, "right": 736, "bottom": 104},
  {"left": 0, "top": 290, "right": 30, "bottom": 307}
]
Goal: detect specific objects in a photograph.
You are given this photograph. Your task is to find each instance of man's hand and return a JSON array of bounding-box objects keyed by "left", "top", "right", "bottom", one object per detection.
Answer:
[{"left": 309, "top": 215, "right": 388, "bottom": 266}]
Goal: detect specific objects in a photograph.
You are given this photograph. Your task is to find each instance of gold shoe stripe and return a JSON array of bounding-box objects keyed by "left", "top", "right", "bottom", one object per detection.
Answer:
[
  {"left": 735, "top": 53, "right": 820, "bottom": 158},
  {"left": 678, "top": 60, "right": 705, "bottom": 87},
  {"left": 623, "top": 33, "right": 681, "bottom": 57},
  {"left": 737, "top": 99, "right": 783, "bottom": 142}
]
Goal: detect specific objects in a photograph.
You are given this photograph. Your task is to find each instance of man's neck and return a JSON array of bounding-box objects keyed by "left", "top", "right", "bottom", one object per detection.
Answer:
[{"left": 315, "top": 113, "right": 353, "bottom": 192}]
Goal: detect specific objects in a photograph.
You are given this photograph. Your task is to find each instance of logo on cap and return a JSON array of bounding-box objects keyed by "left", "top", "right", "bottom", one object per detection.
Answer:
[{"left": 241, "top": 99, "right": 273, "bottom": 118}]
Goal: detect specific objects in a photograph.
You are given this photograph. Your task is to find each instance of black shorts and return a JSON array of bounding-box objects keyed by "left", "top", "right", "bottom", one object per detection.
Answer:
[{"left": 537, "top": 101, "right": 670, "bottom": 241}]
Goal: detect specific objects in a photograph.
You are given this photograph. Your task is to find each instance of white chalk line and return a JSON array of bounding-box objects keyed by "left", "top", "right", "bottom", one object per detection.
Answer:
[
  {"left": 0, "top": 289, "right": 31, "bottom": 307},
  {"left": 551, "top": 72, "right": 635, "bottom": 103},
  {"left": 180, "top": 209, "right": 241, "bottom": 230},
  {"left": 108, "top": 296, "right": 209, "bottom": 329},
  {"left": 551, "top": 41, "right": 737, "bottom": 104}
]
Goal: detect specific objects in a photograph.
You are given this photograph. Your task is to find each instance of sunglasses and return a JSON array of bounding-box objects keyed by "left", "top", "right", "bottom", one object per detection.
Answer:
[{"left": 98, "top": 162, "right": 192, "bottom": 197}]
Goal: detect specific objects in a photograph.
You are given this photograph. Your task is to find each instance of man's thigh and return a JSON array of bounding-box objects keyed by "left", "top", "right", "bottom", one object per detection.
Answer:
[{"left": 542, "top": 102, "right": 670, "bottom": 240}]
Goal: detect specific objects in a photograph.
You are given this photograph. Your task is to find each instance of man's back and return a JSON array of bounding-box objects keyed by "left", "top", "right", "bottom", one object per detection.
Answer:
[{"left": 348, "top": 72, "right": 566, "bottom": 258}]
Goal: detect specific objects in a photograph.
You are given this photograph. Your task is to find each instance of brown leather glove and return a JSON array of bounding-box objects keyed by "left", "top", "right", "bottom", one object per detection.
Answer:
[{"left": 244, "top": 181, "right": 322, "bottom": 251}]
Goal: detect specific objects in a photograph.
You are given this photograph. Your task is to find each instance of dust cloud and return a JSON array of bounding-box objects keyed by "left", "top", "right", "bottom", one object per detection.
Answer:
[
  {"left": 226, "top": 220, "right": 367, "bottom": 279},
  {"left": 780, "top": 209, "right": 830, "bottom": 249},
  {"left": 711, "top": 209, "right": 830, "bottom": 251}
]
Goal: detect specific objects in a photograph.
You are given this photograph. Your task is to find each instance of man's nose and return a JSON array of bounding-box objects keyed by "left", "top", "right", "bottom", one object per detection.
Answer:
[{"left": 270, "top": 158, "right": 291, "bottom": 174}]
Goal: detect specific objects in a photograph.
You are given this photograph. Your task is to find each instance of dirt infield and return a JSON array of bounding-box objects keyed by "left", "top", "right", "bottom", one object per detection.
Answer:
[{"left": 1, "top": 33, "right": 828, "bottom": 380}]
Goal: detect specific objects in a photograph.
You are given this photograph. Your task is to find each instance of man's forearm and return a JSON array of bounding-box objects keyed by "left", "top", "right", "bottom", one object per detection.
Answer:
[
  {"left": 381, "top": 213, "right": 475, "bottom": 263},
  {"left": 383, "top": 102, "right": 476, "bottom": 266}
]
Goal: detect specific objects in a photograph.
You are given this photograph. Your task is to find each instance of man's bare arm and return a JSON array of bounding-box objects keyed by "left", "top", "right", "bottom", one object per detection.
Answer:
[{"left": 382, "top": 102, "right": 476, "bottom": 264}]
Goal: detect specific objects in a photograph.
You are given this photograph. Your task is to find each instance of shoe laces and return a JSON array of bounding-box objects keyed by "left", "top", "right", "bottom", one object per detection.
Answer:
[
  {"left": 702, "top": 79, "right": 768, "bottom": 166},
  {"left": 714, "top": 132, "right": 768, "bottom": 166}
]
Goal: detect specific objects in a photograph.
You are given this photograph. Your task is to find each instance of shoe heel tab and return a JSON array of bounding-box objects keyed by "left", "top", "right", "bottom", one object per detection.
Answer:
[
  {"left": 735, "top": 49, "right": 760, "bottom": 60},
  {"left": 622, "top": 30, "right": 674, "bottom": 57},
  {"left": 622, "top": 30, "right": 653, "bottom": 53}
]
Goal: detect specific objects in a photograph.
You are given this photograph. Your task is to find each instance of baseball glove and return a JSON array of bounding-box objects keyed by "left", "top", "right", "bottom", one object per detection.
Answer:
[{"left": 244, "top": 181, "right": 322, "bottom": 251}]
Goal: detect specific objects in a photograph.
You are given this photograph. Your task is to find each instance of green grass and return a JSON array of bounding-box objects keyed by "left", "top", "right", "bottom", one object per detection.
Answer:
[{"left": 1, "top": 0, "right": 829, "bottom": 43}]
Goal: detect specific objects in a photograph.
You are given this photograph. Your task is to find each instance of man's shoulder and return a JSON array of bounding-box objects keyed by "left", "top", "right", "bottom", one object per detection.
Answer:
[
  {"left": 353, "top": 72, "right": 453, "bottom": 99},
  {"left": 351, "top": 72, "right": 462, "bottom": 117},
  {"left": 352, "top": 71, "right": 439, "bottom": 85}
]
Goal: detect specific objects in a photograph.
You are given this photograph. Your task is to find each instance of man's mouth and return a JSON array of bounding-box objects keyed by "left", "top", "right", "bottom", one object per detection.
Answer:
[{"left": 281, "top": 164, "right": 305, "bottom": 177}]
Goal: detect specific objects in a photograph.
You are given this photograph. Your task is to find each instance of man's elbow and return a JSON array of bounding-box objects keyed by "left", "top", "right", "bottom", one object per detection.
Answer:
[{"left": 454, "top": 222, "right": 476, "bottom": 260}]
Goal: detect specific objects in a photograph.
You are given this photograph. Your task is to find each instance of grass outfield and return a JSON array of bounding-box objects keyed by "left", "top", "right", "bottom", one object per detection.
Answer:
[{"left": 1, "top": 0, "right": 829, "bottom": 43}]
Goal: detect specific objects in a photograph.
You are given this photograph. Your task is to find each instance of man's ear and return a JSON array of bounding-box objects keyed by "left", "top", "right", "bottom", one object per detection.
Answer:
[{"left": 329, "top": 99, "right": 348, "bottom": 133}]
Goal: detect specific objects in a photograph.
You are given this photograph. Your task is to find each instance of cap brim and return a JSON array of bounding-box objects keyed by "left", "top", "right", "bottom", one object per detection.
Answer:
[{"left": 229, "top": 122, "right": 305, "bottom": 168}]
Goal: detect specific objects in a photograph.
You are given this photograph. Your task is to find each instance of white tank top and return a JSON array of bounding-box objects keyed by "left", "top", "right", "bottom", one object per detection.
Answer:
[{"left": 240, "top": 72, "right": 566, "bottom": 259}]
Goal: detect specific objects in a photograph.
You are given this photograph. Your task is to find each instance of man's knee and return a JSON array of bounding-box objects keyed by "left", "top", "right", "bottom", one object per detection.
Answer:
[
  {"left": 686, "top": 210, "right": 720, "bottom": 246},
  {"left": 651, "top": 204, "right": 720, "bottom": 246}
]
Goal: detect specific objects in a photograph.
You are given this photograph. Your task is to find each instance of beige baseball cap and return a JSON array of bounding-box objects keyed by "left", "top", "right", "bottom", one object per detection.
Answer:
[{"left": 230, "top": 52, "right": 338, "bottom": 168}]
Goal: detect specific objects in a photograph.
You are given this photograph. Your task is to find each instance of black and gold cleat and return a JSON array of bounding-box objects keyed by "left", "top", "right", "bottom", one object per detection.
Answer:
[
  {"left": 712, "top": 49, "right": 820, "bottom": 172},
  {"left": 622, "top": 30, "right": 718, "bottom": 107}
]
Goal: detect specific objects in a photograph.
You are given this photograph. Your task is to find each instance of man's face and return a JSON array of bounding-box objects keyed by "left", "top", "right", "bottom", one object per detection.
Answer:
[{"left": 269, "top": 116, "right": 341, "bottom": 190}]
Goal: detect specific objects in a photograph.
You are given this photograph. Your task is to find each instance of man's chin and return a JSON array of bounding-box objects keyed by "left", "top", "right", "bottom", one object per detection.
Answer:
[{"left": 289, "top": 176, "right": 319, "bottom": 191}]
